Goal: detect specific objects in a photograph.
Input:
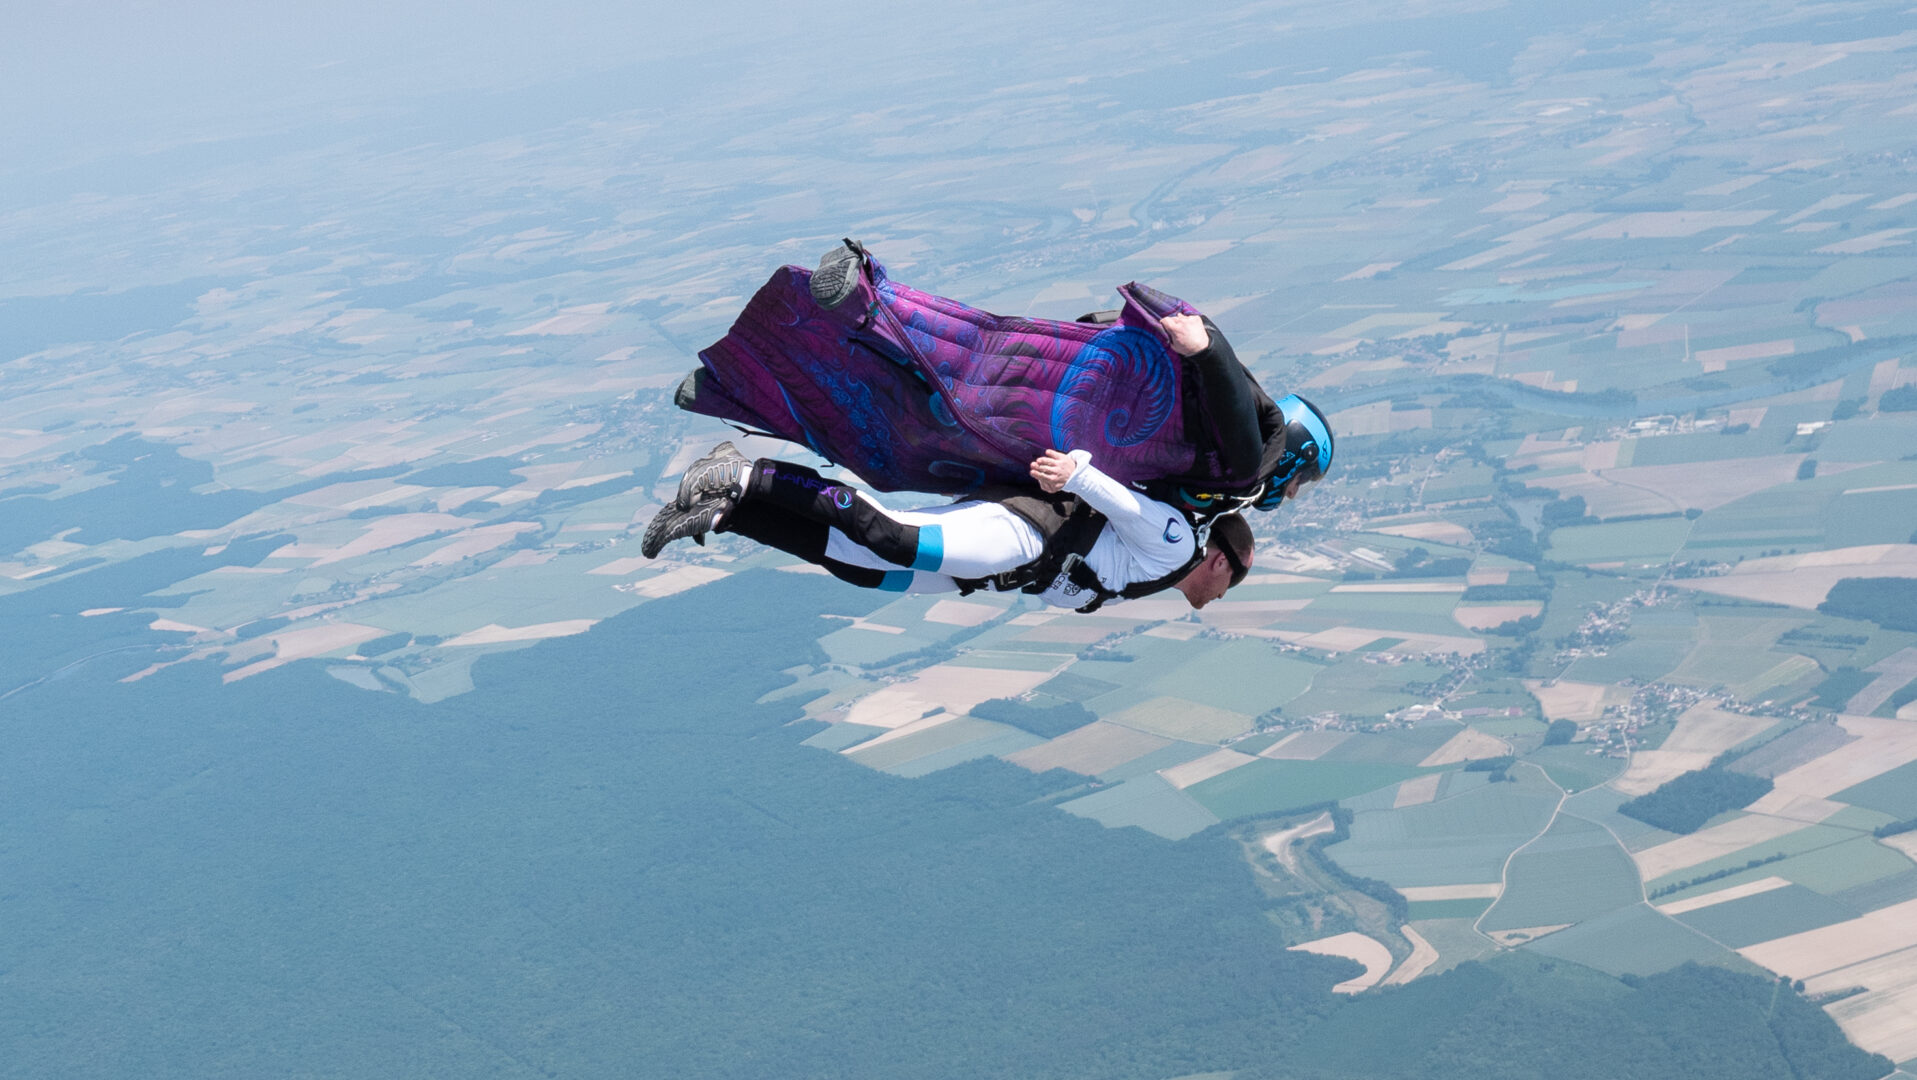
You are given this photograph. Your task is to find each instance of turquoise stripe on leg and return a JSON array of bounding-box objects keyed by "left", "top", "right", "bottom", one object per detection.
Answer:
[
  {"left": 910, "top": 524, "right": 944, "bottom": 572},
  {"left": 878, "top": 570, "right": 914, "bottom": 592}
]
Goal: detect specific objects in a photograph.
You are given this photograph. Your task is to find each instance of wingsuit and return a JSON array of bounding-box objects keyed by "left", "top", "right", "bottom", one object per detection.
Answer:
[{"left": 675, "top": 241, "right": 1332, "bottom": 517}]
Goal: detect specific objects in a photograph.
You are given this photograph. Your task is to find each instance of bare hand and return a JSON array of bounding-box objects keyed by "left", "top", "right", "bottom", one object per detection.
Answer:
[
  {"left": 1161, "top": 313, "right": 1210, "bottom": 356},
  {"left": 1030, "top": 449, "right": 1077, "bottom": 492}
]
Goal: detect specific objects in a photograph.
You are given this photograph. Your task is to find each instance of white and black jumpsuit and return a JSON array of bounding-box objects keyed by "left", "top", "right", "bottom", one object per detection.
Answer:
[{"left": 719, "top": 450, "right": 1198, "bottom": 610}]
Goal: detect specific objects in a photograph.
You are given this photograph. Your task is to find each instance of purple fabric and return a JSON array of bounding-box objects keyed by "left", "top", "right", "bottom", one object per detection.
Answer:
[{"left": 686, "top": 254, "right": 1237, "bottom": 495}]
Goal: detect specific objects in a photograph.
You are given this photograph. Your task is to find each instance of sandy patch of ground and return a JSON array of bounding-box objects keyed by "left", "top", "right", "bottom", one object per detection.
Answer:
[
  {"left": 1633, "top": 815, "right": 1812, "bottom": 882},
  {"left": 1453, "top": 603, "right": 1543, "bottom": 630},
  {"left": 1401, "top": 884, "right": 1503, "bottom": 901},
  {"left": 1887, "top": 833, "right": 1917, "bottom": 862},
  {"left": 1262, "top": 812, "right": 1336, "bottom": 874},
  {"left": 282, "top": 479, "right": 429, "bottom": 511},
  {"left": 1160, "top": 748, "right": 1259, "bottom": 789},
  {"left": 1674, "top": 544, "right": 1917, "bottom": 608},
  {"left": 1261, "top": 730, "right": 1353, "bottom": 761},
  {"left": 1487, "top": 925, "right": 1570, "bottom": 946},
  {"left": 844, "top": 665, "right": 1051, "bottom": 729},
  {"left": 1394, "top": 774, "right": 1444, "bottom": 807},
  {"left": 150, "top": 618, "right": 210, "bottom": 634},
  {"left": 1004, "top": 721, "right": 1168, "bottom": 776},
  {"left": 443, "top": 620, "right": 597, "bottom": 647},
  {"left": 1385, "top": 925, "right": 1441, "bottom": 985},
  {"left": 223, "top": 623, "right": 387, "bottom": 683},
  {"left": 79, "top": 607, "right": 124, "bottom": 617},
  {"left": 1654, "top": 876, "right": 1792, "bottom": 915},
  {"left": 1743, "top": 898, "right": 1917, "bottom": 980},
  {"left": 1419, "top": 727, "right": 1511, "bottom": 767},
  {"left": 1289, "top": 932, "right": 1395, "bottom": 993},
  {"left": 273, "top": 513, "right": 473, "bottom": 567},
  {"left": 1613, "top": 703, "right": 1776, "bottom": 796},
  {"left": 1764, "top": 715, "right": 1917, "bottom": 799},
  {"left": 924, "top": 599, "right": 1001, "bottom": 627},
  {"left": 628, "top": 565, "right": 730, "bottom": 598},
  {"left": 1143, "top": 622, "right": 1203, "bottom": 640}
]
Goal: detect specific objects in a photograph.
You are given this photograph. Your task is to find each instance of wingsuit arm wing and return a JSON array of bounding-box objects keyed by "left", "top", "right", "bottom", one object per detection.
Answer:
[{"left": 1188, "top": 317, "right": 1279, "bottom": 485}]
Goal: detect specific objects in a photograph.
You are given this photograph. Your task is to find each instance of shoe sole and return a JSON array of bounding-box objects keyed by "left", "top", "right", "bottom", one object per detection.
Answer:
[{"left": 809, "top": 241, "right": 862, "bottom": 310}]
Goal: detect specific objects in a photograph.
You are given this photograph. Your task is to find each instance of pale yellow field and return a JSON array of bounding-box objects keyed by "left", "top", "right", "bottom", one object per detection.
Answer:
[
  {"left": 1764, "top": 715, "right": 1917, "bottom": 799},
  {"left": 1142, "top": 622, "right": 1203, "bottom": 641},
  {"left": 1400, "top": 884, "right": 1503, "bottom": 901},
  {"left": 842, "top": 712, "right": 957, "bottom": 755},
  {"left": 1160, "top": 748, "right": 1259, "bottom": 790},
  {"left": 443, "top": 620, "right": 597, "bottom": 647},
  {"left": 1419, "top": 727, "right": 1511, "bottom": 767},
  {"left": 1004, "top": 721, "right": 1169, "bottom": 776},
  {"left": 1633, "top": 815, "right": 1811, "bottom": 882},
  {"left": 1393, "top": 774, "right": 1444, "bottom": 807},
  {"left": 1740, "top": 791, "right": 1847, "bottom": 824},
  {"left": 223, "top": 622, "right": 388, "bottom": 683},
  {"left": 630, "top": 565, "right": 731, "bottom": 598},
  {"left": 1371, "top": 521, "right": 1477, "bottom": 546},
  {"left": 1673, "top": 544, "right": 1917, "bottom": 608},
  {"left": 1384, "top": 925, "right": 1440, "bottom": 986},
  {"left": 923, "top": 599, "right": 1001, "bottom": 627},
  {"left": 1525, "top": 679, "right": 1627, "bottom": 723},
  {"left": 1453, "top": 603, "right": 1542, "bottom": 630},
  {"left": 843, "top": 665, "right": 1051, "bottom": 729},
  {"left": 1107, "top": 696, "right": 1255, "bottom": 743},
  {"left": 1613, "top": 703, "right": 1774, "bottom": 796},
  {"left": 1467, "top": 567, "right": 1510, "bottom": 586},
  {"left": 411, "top": 522, "right": 541, "bottom": 568},
  {"left": 1695, "top": 339, "right": 1795, "bottom": 373},
  {"left": 1741, "top": 898, "right": 1917, "bottom": 979},
  {"left": 1288, "top": 932, "right": 1394, "bottom": 994},
  {"left": 1261, "top": 811, "right": 1336, "bottom": 875},
  {"left": 1261, "top": 730, "right": 1353, "bottom": 761},
  {"left": 1527, "top": 471, "right": 1676, "bottom": 519},
  {"left": 1654, "top": 876, "right": 1792, "bottom": 915},
  {"left": 1820, "top": 947, "right": 1917, "bottom": 1064},
  {"left": 589, "top": 555, "right": 654, "bottom": 576}
]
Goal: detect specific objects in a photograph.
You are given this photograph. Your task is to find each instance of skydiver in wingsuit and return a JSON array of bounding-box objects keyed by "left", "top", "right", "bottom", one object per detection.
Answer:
[{"left": 644, "top": 240, "right": 1334, "bottom": 612}]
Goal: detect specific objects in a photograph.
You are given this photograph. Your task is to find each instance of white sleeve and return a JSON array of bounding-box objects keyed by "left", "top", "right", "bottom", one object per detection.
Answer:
[{"left": 1061, "top": 450, "right": 1196, "bottom": 572}]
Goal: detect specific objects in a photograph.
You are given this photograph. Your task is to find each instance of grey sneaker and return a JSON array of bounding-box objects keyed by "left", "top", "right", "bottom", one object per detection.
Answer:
[
  {"left": 676, "top": 441, "right": 751, "bottom": 510},
  {"left": 642, "top": 497, "right": 730, "bottom": 558},
  {"left": 808, "top": 239, "right": 865, "bottom": 310}
]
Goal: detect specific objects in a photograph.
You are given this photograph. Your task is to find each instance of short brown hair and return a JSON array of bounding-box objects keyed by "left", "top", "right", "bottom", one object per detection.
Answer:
[{"left": 1208, "top": 513, "right": 1254, "bottom": 587}]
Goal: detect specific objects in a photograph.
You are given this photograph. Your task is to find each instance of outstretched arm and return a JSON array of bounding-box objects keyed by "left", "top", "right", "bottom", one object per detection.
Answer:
[{"left": 1032, "top": 450, "right": 1194, "bottom": 571}]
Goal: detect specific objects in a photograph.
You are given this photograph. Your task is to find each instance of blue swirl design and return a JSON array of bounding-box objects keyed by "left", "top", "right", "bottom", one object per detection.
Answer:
[{"left": 1049, "top": 326, "right": 1175, "bottom": 450}]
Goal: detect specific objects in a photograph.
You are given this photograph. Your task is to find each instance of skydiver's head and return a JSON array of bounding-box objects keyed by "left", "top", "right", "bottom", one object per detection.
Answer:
[
  {"left": 1254, "top": 394, "right": 1334, "bottom": 511},
  {"left": 1176, "top": 513, "right": 1253, "bottom": 609}
]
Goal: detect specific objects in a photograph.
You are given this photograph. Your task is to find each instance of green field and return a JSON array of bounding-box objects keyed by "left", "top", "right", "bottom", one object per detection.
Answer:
[
  {"left": 1546, "top": 518, "right": 1692, "bottom": 565},
  {"left": 1302, "top": 591, "right": 1471, "bottom": 637},
  {"left": 1526, "top": 905, "right": 1742, "bottom": 978},
  {"left": 944, "top": 649, "right": 1069, "bottom": 671},
  {"left": 1673, "top": 884, "right": 1860, "bottom": 949},
  {"left": 1149, "top": 638, "right": 1322, "bottom": 715},
  {"left": 1058, "top": 774, "right": 1220, "bottom": 840},
  {"left": 1034, "top": 671, "right": 1120, "bottom": 702},
  {"left": 800, "top": 721, "right": 887, "bottom": 752},
  {"left": 1481, "top": 816, "right": 1642, "bottom": 932},
  {"left": 1282, "top": 659, "right": 1445, "bottom": 721},
  {"left": 1835, "top": 759, "right": 1917, "bottom": 819},
  {"left": 1408, "top": 898, "right": 1494, "bottom": 920},
  {"left": 1524, "top": 745, "right": 1624, "bottom": 794},
  {"left": 1651, "top": 827, "right": 1916, "bottom": 900},
  {"left": 1184, "top": 759, "right": 1422, "bottom": 822},
  {"left": 1324, "top": 769, "right": 1561, "bottom": 888},
  {"left": 845, "top": 716, "right": 1032, "bottom": 771}
]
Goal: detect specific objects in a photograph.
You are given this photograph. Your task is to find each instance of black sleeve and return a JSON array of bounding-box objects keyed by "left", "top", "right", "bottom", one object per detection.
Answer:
[{"left": 1187, "top": 317, "right": 1268, "bottom": 484}]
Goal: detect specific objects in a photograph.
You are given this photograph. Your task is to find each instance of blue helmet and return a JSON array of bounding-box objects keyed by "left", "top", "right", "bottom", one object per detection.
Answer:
[{"left": 1254, "top": 394, "right": 1334, "bottom": 510}]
